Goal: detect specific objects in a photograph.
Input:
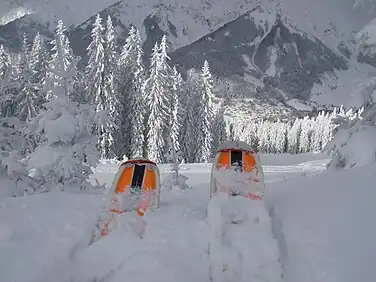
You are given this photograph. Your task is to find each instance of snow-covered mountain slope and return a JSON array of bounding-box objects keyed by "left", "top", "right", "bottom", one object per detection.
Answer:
[
  {"left": 1, "top": 0, "right": 372, "bottom": 46},
  {"left": 170, "top": 7, "right": 347, "bottom": 101},
  {"left": 2, "top": 153, "right": 375, "bottom": 282},
  {"left": 0, "top": 0, "right": 374, "bottom": 110}
]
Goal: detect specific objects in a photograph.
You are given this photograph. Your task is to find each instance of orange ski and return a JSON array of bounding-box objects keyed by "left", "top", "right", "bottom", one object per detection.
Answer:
[
  {"left": 210, "top": 141, "right": 264, "bottom": 199},
  {"left": 91, "top": 159, "right": 161, "bottom": 243}
]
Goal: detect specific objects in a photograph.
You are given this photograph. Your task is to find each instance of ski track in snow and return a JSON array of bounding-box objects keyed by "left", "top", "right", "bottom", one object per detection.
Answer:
[{"left": 0, "top": 154, "right": 330, "bottom": 282}]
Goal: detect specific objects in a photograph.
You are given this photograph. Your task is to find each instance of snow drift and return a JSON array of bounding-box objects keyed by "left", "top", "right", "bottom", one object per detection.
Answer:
[{"left": 265, "top": 162, "right": 376, "bottom": 282}]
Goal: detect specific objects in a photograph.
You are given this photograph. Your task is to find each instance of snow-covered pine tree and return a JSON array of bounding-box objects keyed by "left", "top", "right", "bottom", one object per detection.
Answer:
[
  {"left": 180, "top": 69, "right": 201, "bottom": 162},
  {"left": 29, "top": 33, "right": 49, "bottom": 86},
  {"left": 177, "top": 70, "right": 190, "bottom": 161},
  {"left": 101, "top": 15, "right": 119, "bottom": 159},
  {"left": 0, "top": 45, "right": 13, "bottom": 116},
  {"left": 299, "top": 116, "right": 311, "bottom": 153},
  {"left": 287, "top": 118, "right": 301, "bottom": 154},
  {"left": 268, "top": 122, "right": 278, "bottom": 153},
  {"left": 158, "top": 35, "right": 175, "bottom": 161},
  {"left": 143, "top": 41, "right": 169, "bottom": 162},
  {"left": 13, "top": 33, "right": 30, "bottom": 81},
  {"left": 44, "top": 20, "right": 76, "bottom": 100},
  {"left": 275, "top": 121, "right": 287, "bottom": 154},
  {"left": 28, "top": 32, "right": 49, "bottom": 109},
  {"left": 258, "top": 121, "right": 270, "bottom": 152},
  {"left": 211, "top": 104, "right": 227, "bottom": 157},
  {"left": 322, "top": 113, "right": 334, "bottom": 150},
  {"left": 168, "top": 66, "right": 183, "bottom": 160},
  {"left": 197, "top": 60, "right": 214, "bottom": 163},
  {"left": 14, "top": 33, "right": 43, "bottom": 123},
  {"left": 310, "top": 112, "right": 324, "bottom": 152},
  {"left": 26, "top": 23, "right": 99, "bottom": 192},
  {"left": 0, "top": 48, "right": 36, "bottom": 197},
  {"left": 115, "top": 26, "right": 145, "bottom": 160},
  {"left": 85, "top": 14, "right": 117, "bottom": 160}
]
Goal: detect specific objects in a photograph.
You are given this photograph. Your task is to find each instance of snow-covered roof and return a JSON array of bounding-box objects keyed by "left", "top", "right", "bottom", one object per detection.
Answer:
[{"left": 218, "top": 140, "right": 255, "bottom": 152}]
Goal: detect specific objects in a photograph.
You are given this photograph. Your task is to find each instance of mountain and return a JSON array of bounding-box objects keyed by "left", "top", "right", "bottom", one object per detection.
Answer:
[
  {"left": 170, "top": 7, "right": 348, "bottom": 102},
  {"left": 0, "top": 0, "right": 374, "bottom": 117}
]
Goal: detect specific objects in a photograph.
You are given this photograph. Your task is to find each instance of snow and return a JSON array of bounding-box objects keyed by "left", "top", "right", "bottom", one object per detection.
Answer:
[
  {"left": 327, "top": 123, "right": 376, "bottom": 168},
  {"left": 218, "top": 140, "right": 255, "bottom": 151},
  {"left": 265, "top": 47, "right": 278, "bottom": 77},
  {"left": 207, "top": 192, "right": 283, "bottom": 282},
  {"left": 357, "top": 17, "right": 376, "bottom": 46},
  {"left": 286, "top": 98, "right": 313, "bottom": 111},
  {"left": 310, "top": 64, "right": 376, "bottom": 108},
  {"left": 265, "top": 161, "right": 376, "bottom": 282},
  {"left": 1, "top": 153, "right": 376, "bottom": 282},
  {"left": 1, "top": 0, "right": 373, "bottom": 52}
]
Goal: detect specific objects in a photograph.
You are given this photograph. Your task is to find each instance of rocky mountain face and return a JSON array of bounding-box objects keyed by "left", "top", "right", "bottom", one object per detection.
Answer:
[
  {"left": 170, "top": 6, "right": 348, "bottom": 101},
  {"left": 0, "top": 0, "right": 360, "bottom": 116}
]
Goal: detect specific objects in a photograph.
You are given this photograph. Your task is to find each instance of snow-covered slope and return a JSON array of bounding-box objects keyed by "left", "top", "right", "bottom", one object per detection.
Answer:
[
  {"left": 2, "top": 153, "right": 375, "bottom": 282},
  {"left": 170, "top": 7, "right": 347, "bottom": 101},
  {"left": 1, "top": 0, "right": 372, "bottom": 45},
  {"left": 266, "top": 161, "right": 376, "bottom": 282},
  {"left": 2, "top": 153, "right": 376, "bottom": 282}
]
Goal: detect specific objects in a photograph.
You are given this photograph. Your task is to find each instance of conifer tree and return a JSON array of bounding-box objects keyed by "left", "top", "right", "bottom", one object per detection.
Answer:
[
  {"left": 143, "top": 42, "right": 168, "bottom": 162},
  {"left": 85, "top": 14, "right": 117, "bottom": 159},
  {"left": 26, "top": 23, "right": 99, "bottom": 192},
  {"left": 197, "top": 60, "right": 214, "bottom": 163},
  {"left": 116, "top": 26, "right": 145, "bottom": 159},
  {"left": 211, "top": 105, "right": 227, "bottom": 156}
]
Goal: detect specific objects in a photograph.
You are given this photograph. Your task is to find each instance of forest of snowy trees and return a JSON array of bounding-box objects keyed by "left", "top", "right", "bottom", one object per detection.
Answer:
[
  {"left": 226, "top": 106, "right": 363, "bottom": 154},
  {"left": 0, "top": 14, "right": 363, "bottom": 196}
]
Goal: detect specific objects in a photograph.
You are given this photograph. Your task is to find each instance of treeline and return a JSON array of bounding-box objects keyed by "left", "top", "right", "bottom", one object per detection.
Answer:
[
  {"left": 0, "top": 14, "right": 227, "bottom": 195},
  {"left": 226, "top": 106, "right": 363, "bottom": 154}
]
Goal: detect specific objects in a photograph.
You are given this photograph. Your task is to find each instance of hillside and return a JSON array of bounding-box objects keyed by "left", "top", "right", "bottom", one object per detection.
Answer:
[{"left": 0, "top": 0, "right": 375, "bottom": 115}]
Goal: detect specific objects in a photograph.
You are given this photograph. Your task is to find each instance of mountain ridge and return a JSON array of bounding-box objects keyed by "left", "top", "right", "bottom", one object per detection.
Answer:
[{"left": 0, "top": 0, "right": 373, "bottom": 116}]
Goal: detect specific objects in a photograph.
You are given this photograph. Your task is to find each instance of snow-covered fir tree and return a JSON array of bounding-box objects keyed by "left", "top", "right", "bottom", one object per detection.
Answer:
[
  {"left": 0, "top": 47, "right": 36, "bottom": 196},
  {"left": 101, "top": 15, "right": 119, "bottom": 159},
  {"left": 0, "top": 45, "right": 13, "bottom": 114},
  {"left": 211, "top": 105, "right": 227, "bottom": 157},
  {"left": 168, "top": 66, "right": 183, "bottom": 160},
  {"left": 26, "top": 24, "right": 99, "bottom": 192},
  {"left": 196, "top": 60, "right": 214, "bottom": 163},
  {"left": 275, "top": 121, "right": 287, "bottom": 154},
  {"left": 143, "top": 41, "right": 169, "bottom": 162},
  {"left": 45, "top": 20, "right": 77, "bottom": 100},
  {"left": 28, "top": 32, "right": 49, "bottom": 108},
  {"left": 287, "top": 118, "right": 301, "bottom": 154},
  {"left": 158, "top": 35, "right": 175, "bottom": 160},
  {"left": 115, "top": 26, "right": 145, "bottom": 160},
  {"left": 85, "top": 14, "right": 104, "bottom": 103},
  {"left": 180, "top": 69, "right": 202, "bottom": 162},
  {"left": 85, "top": 14, "right": 117, "bottom": 159},
  {"left": 298, "top": 116, "right": 311, "bottom": 153},
  {"left": 13, "top": 33, "right": 43, "bottom": 123}
]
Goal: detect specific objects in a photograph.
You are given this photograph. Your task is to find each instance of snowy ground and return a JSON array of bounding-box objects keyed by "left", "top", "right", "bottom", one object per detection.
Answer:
[{"left": 1, "top": 153, "right": 375, "bottom": 282}]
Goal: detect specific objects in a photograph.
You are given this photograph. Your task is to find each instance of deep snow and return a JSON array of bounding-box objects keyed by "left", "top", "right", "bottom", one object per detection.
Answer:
[
  {"left": 0, "top": 153, "right": 375, "bottom": 282},
  {"left": 265, "top": 162, "right": 376, "bottom": 282}
]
